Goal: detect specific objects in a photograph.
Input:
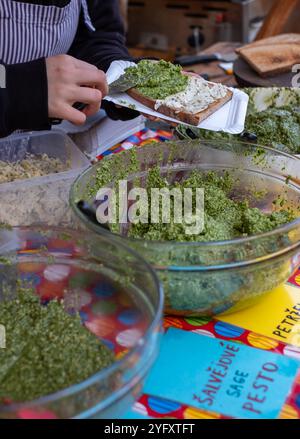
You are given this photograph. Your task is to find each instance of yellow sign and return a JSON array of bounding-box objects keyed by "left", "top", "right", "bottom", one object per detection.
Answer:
[{"left": 217, "top": 284, "right": 300, "bottom": 346}]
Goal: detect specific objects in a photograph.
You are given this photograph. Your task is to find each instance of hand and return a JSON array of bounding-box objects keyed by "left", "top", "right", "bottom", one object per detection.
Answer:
[{"left": 46, "top": 55, "right": 108, "bottom": 125}]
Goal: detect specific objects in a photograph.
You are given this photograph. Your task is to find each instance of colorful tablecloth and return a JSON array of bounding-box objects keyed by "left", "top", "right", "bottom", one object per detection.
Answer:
[
  {"left": 4, "top": 127, "right": 300, "bottom": 420},
  {"left": 102, "top": 127, "right": 300, "bottom": 420},
  {"left": 127, "top": 273, "right": 300, "bottom": 420},
  {"left": 96, "top": 128, "right": 174, "bottom": 161}
]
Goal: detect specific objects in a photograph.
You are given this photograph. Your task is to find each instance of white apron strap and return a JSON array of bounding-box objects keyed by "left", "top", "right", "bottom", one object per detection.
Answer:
[{"left": 81, "top": 0, "right": 96, "bottom": 32}]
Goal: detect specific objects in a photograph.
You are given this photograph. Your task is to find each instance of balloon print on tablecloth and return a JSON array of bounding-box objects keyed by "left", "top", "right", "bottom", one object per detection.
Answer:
[
  {"left": 64, "top": 289, "right": 92, "bottom": 310},
  {"left": 183, "top": 406, "right": 221, "bottom": 419},
  {"left": 20, "top": 272, "right": 41, "bottom": 287},
  {"left": 38, "top": 280, "right": 66, "bottom": 300},
  {"left": 191, "top": 329, "right": 215, "bottom": 338},
  {"left": 164, "top": 317, "right": 183, "bottom": 329},
  {"left": 93, "top": 282, "right": 116, "bottom": 298},
  {"left": 247, "top": 333, "right": 279, "bottom": 350},
  {"left": 92, "top": 300, "right": 117, "bottom": 316},
  {"left": 115, "top": 348, "right": 129, "bottom": 360},
  {"left": 283, "top": 345, "right": 300, "bottom": 360},
  {"left": 118, "top": 309, "right": 141, "bottom": 326},
  {"left": 100, "top": 338, "right": 115, "bottom": 352},
  {"left": 17, "top": 408, "right": 58, "bottom": 419},
  {"left": 214, "top": 321, "right": 245, "bottom": 338},
  {"left": 147, "top": 396, "right": 181, "bottom": 415},
  {"left": 18, "top": 261, "right": 44, "bottom": 273},
  {"left": 116, "top": 329, "right": 142, "bottom": 348},
  {"left": 43, "top": 264, "right": 70, "bottom": 282},
  {"left": 85, "top": 316, "right": 116, "bottom": 338},
  {"left": 185, "top": 317, "right": 211, "bottom": 327},
  {"left": 69, "top": 272, "right": 93, "bottom": 289},
  {"left": 279, "top": 404, "right": 299, "bottom": 419},
  {"left": 132, "top": 401, "right": 149, "bottom": 417},
  {"left": 79, "top": 310, "right": 89, "bottom": 322},
  {"left": 294, "top": 274, "right": 300, "bottom": 286},
  {"left": 119, "top": 292, "right": 133, "bottom": 307}
]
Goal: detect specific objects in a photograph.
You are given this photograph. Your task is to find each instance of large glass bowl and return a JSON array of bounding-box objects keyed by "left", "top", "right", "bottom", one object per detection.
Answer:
[
  {"left": 70, "top": 140, "right": 300, "bottom": 316},
  {"left": 0, "top": 227, "right": 163, "bottom": 419}
]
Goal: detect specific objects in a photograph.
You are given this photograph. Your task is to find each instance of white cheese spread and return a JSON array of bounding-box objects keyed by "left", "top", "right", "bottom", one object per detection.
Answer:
[{"left": 154, "top": 76, "right": 228, "bottom": 115}]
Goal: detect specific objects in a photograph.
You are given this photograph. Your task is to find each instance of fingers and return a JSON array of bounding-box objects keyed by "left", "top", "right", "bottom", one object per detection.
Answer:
[
  {"left": 47, "top": 55, "right": 108, "bottom": 124},
  {"left": 82, "top": 102, "right": 101, "bottom": 117},
  {"left": 73, "top": 57, "right": 99, "bottom": 71},
  {"left": 75, "top": 69, "right": 109, "bottom": 97},
  {"left": 72, "top": 58, "right": 108, "bottom": 97},
  {"left": 73, "top": 87, "right": 102, "bottom": 105},
  {"left": 70, "top": 87, "right": 102, "bottom": 119},
  {"left": 55, "top": 55, "right": 108, "bottom": 96}
]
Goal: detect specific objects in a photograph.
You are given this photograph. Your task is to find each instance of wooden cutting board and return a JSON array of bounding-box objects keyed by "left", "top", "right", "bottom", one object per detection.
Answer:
[{"left": 233, "top": 57, "right": 295, "bottom": 88}]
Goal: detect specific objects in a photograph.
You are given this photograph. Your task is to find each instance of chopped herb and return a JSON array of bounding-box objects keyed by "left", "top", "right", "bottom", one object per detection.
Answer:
[
  {"left": 0, "top": 257, "right": 12, "bottom": 266},
  {"left": 179, "top": 105, "right": 300, "bottom": 154},
  {"left": 0, "top": 285, "right": 114, "bottom": 403},
  {"left": 125, "top": 169, "right": 296, "bottom": 242},
  {"left": 124, "top": 60, "right": 188, "bottom": 100}
]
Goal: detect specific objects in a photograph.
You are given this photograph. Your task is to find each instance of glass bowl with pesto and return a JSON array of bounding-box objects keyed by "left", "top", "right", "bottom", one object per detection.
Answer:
[
  {"left": 70, "top": 140, "right": 300, "bottom": 317},
  {"left": 0, "top": 226, "right": 163, "bottom": 419}
]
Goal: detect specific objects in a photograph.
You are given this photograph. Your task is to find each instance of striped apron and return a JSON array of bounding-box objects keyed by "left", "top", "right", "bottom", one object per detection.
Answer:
[{"left": 0, "top": 0, "right": 95, "bottom": 65}]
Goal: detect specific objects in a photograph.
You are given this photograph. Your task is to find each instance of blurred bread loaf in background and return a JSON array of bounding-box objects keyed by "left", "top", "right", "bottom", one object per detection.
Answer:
[{"left": 236, "top": 33, "right": 300, "bottom": 77}]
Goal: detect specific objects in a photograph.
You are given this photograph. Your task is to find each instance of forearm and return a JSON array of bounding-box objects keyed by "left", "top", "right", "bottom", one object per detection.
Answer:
[{"left": 0, "top": 59, "right": 50, "bottom": 138}]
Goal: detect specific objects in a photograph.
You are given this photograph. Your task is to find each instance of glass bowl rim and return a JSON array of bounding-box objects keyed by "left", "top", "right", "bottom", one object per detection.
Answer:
[{"left": 70, "top": 140, "right": 300, "bottom": 253}]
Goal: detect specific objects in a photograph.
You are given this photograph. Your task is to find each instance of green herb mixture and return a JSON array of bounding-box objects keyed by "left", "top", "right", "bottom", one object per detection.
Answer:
[
  {"left": 0, "top": 285, "right": 114, "bottom": 403},
  {"left": 246, "top": 107, "right": 300, "bottom": 153},
  {"left": 125, "top": 169, "right": 295, "bottom": 242},
  {"left": 85, "top": 146, "right": 296, "bottom": 243},
  {"left": 124, "top": 60, "right": 188, "bottom": 100}
]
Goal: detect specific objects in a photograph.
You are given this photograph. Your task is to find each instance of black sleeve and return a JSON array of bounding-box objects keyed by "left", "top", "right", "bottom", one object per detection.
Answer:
[
  {"left": 68, "top": 0, "right": 133, "bottom": 72},
  {"left": 0, "top": 58, "right": 50, "bottom": 138}
]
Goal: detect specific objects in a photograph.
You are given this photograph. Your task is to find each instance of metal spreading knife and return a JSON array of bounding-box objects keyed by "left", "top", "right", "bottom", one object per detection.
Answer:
[
  {"left": 108, "top": 69, "right": 154, "bottom": 95},
  {"left": 108, "top": 72, "right": 139, "bottom": 95}
]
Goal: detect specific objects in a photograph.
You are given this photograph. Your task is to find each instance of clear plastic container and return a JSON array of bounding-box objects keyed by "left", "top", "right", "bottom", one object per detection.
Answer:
[{"left": 0, "top": 131, "right": 90, "bottom": 227}]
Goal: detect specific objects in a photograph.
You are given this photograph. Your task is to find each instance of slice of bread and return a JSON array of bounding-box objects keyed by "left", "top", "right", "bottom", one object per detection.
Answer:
[
  {"left": 236, "top": 33, "right": 300, "bottom": 77},
  {"left": 238, "top": 44, "right": 300, "bottom": 77},
  {"left": 127, "top": 82, "right": 233, "bottom": 126}
]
